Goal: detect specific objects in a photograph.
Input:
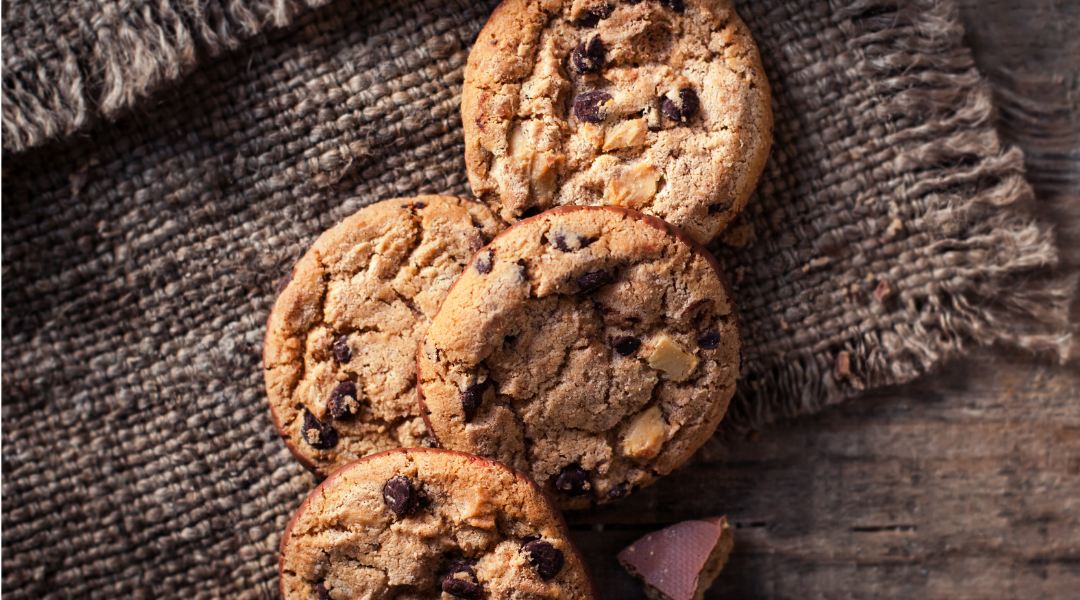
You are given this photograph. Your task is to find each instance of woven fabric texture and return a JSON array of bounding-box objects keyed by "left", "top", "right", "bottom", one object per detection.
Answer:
[{"left": 1, "top": 0, "right": 1074, "bottom": 597}]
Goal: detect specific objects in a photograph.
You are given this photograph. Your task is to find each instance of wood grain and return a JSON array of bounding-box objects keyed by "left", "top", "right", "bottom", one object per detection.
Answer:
[{"left": 567, "top": 1, "right": 1080, "bottom": 597}]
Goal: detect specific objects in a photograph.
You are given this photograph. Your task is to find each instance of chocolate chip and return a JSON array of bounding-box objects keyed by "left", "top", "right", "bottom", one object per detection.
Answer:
[
  {"left": 573, "top": 91, "right": 613, "bottom": 123},
  {"left": 302, "top": 412, "right": 338, "bottom": 449},
  {"left": 413, "top": 201, "right": 426, "bottom": 209},
  {"left": 697, "top": 329, "right": 721, "bottom": 350},
  {"left": 577, "top": 2, "right": 613, "bottom": 26},
  {"left": 661, "top": 88, "right": 699, "bottom": 122},
  {"left": 315, "top": 581, "right": 331, "bottom": 600},
  {"left": 611, "top": 335, "right": 641, "bottom": 356},
  {"left": 608, "top": 483, "right": 630, "bottom": 499},
  {"left": 333, "top": 335, "right": 351, "bottom": 363},
  {"left": 382, "top": 475, "right": 417, "bottom": 515},
  {"left": 555, "top": 464, "right": 590, "bottom": 496},
  {"left": 475, "top": 249, "right": 494, "bottom": 274},
  {"left": 572, "top": 37, "right": 605, "bottom": 74},
  {"left": 461, "top": 380, "right": 489, "bottom": 422},
  {"left": 554, "top": 232, "right": 597, "bottom": 252},
  {"left": 660, "top": 0, "right": 684, "bottom": 12},
  {"left": 522, "top": 540, "right": 565, "bottom": 579},
  {"left": 577, "top": 270, "right": 613, "bottom": 294},
  {"left": 327, "top": 381, "right": 359, "bottom": 420},
  {"left": 441, "top": 562, "right": 481, "bottom": 600}
]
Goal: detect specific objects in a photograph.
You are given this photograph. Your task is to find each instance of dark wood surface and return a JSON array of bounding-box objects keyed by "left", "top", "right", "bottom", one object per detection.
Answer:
[{"left": 566, "top": 1, "right": 1080, "bottom": 597}]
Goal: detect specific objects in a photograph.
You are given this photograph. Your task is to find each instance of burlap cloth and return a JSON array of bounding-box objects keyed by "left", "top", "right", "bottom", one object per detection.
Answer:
[{"left": 2, "top": 0, "right": 1075, "bottom": 597}]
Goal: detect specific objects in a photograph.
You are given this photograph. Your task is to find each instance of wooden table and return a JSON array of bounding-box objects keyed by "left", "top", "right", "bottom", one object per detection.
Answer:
[{"left": 566, "top": 1, "right": 1080, "bottom": 597}]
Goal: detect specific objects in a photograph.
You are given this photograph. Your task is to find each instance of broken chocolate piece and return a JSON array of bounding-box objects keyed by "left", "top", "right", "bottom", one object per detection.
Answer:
[
  {"left": 315, "top": 581, "right": 331, "bottom": 600},
  {"left": 577, "top": 270, "right": 613, "bottom": 294},
  {"left": 382, "top": 475, "right": 417, "bottom": 515},
  {"left": 574, "top": 91, "right": 613, "bottom": 123},
  {"left": 555, "top": 464, "right": 590, "bottom": 496},
  {"left": 522, "top": 540, "right": 565, "bottom": 579},
  {"left": 572, "top": 37, "right": 605, "bottom": 73},
  {"left": 333, "top": 335, "right": 351, "bottom": 363},
  {"left": 662, "top": 88, "right": 699, "bottom": 122},
  {"left": 612, "top": 335, "right": 642, "bottom": 356},
  {"left": 577, "top": 2, "right": 613, "bottom": 26},
  {"left": 441, "top": 562, "right": 481, "bottom": 599},
  {"left": 461, "top": 380, "right": 489, "bottom": 422},
  {"left": 327, "top": 381, "right": 360, "bottom": 420},
  {"left": 618, "top": 517, "right": 734, "bottom": 600},
  {"left": 301, "top": 412, "right": 338, "bottom": 449}
]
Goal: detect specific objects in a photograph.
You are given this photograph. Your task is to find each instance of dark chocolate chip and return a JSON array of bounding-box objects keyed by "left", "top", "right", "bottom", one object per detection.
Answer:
[
  {"left": 413, "top": 201, "right": 426, "bottom": 209},
  {"left": 475, "top": 249, "right": 494, "bottom": 274},
  {"left": 708, "top": 201, "right": 731, "bottom": 215},
  {"left": 573, "top": 91, "right": 613, "bottom": 123},
  {"left": 555, "top": 464, "right": 590, "bottom": 496},
  {"left": 315, "top": 581, "right": 331, "bottom": 600},
  {"left": 577, "top": 270, "right": 613, "bottom": 294},
  {"left": 697, "top": 329, "right": 721, "bottom": 350},
  {"left": 554, "top": 233, "right": 598, "bottom": 252},
  {"left": 461, "top": 380, "right": 489, "bottom": 422},
  {"left": 577, "top": 3, "right": 612, "bottom": 26},
  {"left": 302, "top": 412, "right": 338, "bottom": 449},
  {"left": 382, "top": 475, "right": 417, "bottom": 515},
  {"left": 327, "top": 381, "right": 359, "bottom": 420},
  {"left": 660, "top": 0, "right": 684, "bottom": 12},
  {"left": 333, "top": 335, "right": 351, "bottom": 363},
  {"left": 572, "top": 37, "right": 605, "bottom": 74},
  {"left": 441, "top": 562, "right": 481, "bottom": 600},
  {"left": 522, "top": 540, "right": 565, "bottom": 579},
  {"left": 611, "top": 335, "right": 641, "bottom": 356},
  {"left": 661, "top": 88, "right": 699, "bottom": 122},
  {"left": 608, "top": 483, "right": 630, "bottom": 499}
]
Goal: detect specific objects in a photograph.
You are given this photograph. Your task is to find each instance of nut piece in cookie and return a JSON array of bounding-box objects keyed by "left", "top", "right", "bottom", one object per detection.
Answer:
[
  {"left": 618, "top": 516, "right": 734, "bottom": 600},
  {"left": 263, "top": 196, "right": 505, "bottom": 477},
  {"left": 417, "top": 207, "right": 740, "bottom": 509},
  {"left": 279, "top": 449, "right": 597, "bottom": 600}
]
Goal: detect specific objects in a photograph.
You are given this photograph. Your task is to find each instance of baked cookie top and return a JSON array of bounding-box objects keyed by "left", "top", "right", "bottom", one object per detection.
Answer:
[
  {"left": 264, "top": 196, "right": 505, "bottom": 477},
  {"left": 418, "top": 207, "right": 740, "bottom": 509},
  {"left": 462, "top": 0, "right": 772, "bottom": 244},
  {"left": 279, "top": 448, "right": 596, "bottom": 600}
]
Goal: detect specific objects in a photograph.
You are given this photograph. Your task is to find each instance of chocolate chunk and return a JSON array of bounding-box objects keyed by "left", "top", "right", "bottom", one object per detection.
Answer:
[
  {"left": 315, "top": 581, "right": 331, "bottom": 600},
  {"left": 461, "top": 380, "right": 489, "bottom": 422},
  {"left": 608, "top": 483, "right": 630, "bottom": 499},
  {"left": 555, "top": 464, "right": 590, "bottom": 496},
  {"left": 327, "top": 381, "right": 359, "bottom": 420},
  {"left": 413, "top": 201, "right": 426, "bottom": 209},
  {"left": 475, "top": 249, "right": 494, "bottom": 274},
  {"left": 572, "top": 37, "right": 605, "bottom": 74},
  {"left": 660, "top": 0, "right": 685, "bottom": 12},
  {"left": 553, "top": 232, "right": 597, "bottom": 252},
  {"left": 577, "top": 270, "right": 613, "bottom": 294},
  {"left": 302, "top": 412, "right": 338, "bottom": 449},
  {"left": 697, "top": 329, "right": 721, "bottom": 350},
  {"left": 333, "top": 335, "right": 351, "bottom": 363},
  {"left": 574, "top": 91, "right": 613, "bottom": 123},
  {"left": 661, "top": 88, "right": 699, "bottom": 122},
  {"left": 577, "top": 2, "right": 613, "bottom": 26},
  {"left": 522, "top": 540, "right": 565, "bottom": 579},
  {"left": 382, "top": 475, "right": 417, "bottom": 515},
  {"left": 707, "top": 201, "right": 731, "bottom": 215},
  {"left": 441, "top": 562, "right": 481, "bottom": 600},
  {"left": 612, "top": 336, "right": 641, "bottom": 356},
  {"left": 618, "top": 517, "right": 734, "bottom": 600}
]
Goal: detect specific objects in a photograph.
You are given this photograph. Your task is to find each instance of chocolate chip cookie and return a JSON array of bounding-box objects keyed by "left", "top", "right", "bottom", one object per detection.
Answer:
[
  {"left": 279, "top": 448, "right": 596, "bottom": 600},
  {"left": 462, "top": 0, "right": 772, "bottom": 243},
  {"left": 418, "top": 207, "right": 740, "bottom": 509},
  {"left": 264, "top": 197, "right": 505, "bottom": 477}
]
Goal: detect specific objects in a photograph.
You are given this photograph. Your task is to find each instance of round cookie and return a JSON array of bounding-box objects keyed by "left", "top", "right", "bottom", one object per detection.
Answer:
[
  {"left": 264, "top": 196, "right": 505, "bottom": 477},
  {"left": 280, "top": 448, "right": 596, "bottom": 600},
  {"left": 462, "top": 0, "right": 773, "bottom": 244},
  {"left": 418, "top": 206, "right": 740, "bottom": 510}
]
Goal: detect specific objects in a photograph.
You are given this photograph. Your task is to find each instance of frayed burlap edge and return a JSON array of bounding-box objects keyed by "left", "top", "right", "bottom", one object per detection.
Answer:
[
  {"left": 1, "top": 0, "right": 336, "bottom": 153},
  {"left": 717, "top": 0, "right": 1077, "bottom": 435}
]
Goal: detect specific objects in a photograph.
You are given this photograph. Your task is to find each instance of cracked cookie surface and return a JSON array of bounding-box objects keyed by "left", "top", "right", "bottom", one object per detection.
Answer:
[
  {"left": 264, "top": 197, "right": 505, "bottom": 477},
  {"left": 279, "top": 448, "right": 595, "bottom": 600},
  {"left": 462, "top": 0, "right": 772, "bottom": 244},
  {"left": 418, "top": 207, "right": 740, "bottom": 510}
]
